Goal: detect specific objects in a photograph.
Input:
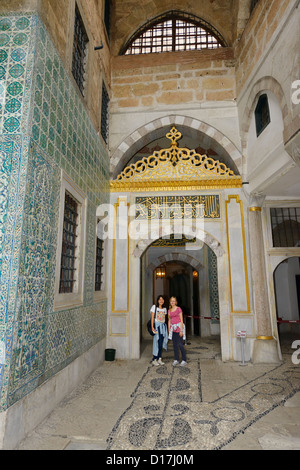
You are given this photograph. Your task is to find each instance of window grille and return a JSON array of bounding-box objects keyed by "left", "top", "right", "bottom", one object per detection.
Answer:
[
  {"left": 271, "top": 207, "right": 300, "bottom": 247},
  {"left": 59, "top": 192, "right": 79, "bottom": 293},
  {"left": 101, "top": 82, "right": 110, "bottom": 144},
  {"left": 255, "top": 94, "right": 270, "bottom": 137},
  {"left": 95, "top": 236, "right": 104, "bottom": 291},
  {"left": 72, "top": 5, "right": 89, "bottom": 95},
  {"left": 121, "top": 11, "right": 226, "bottom": 55},
  {"left": 104, "top": 0, "right": 111, "bottom": 39}
]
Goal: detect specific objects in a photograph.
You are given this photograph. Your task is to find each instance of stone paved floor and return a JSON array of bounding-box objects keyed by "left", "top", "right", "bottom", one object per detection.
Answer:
[{"left": 17, "top": 334, "right": 300, "bottom": 451}]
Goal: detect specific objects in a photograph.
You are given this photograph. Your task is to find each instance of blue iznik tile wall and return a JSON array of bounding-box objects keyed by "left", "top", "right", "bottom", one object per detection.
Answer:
[{"left": 0, "top": 13, "right": 109, "bottom": 409}]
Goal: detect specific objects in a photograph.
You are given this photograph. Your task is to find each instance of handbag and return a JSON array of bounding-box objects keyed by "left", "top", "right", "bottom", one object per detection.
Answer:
[{"left": 147, "top": 306, "right": 156, "bottom": 336}]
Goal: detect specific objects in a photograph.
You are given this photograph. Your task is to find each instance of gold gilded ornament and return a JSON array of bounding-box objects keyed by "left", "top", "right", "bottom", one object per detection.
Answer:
[{"left": 110, "top": 127, "right": 242, "bottom": 192}]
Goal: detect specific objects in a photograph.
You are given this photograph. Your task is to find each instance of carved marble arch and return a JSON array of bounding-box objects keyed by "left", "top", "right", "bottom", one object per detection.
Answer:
[
  {"left": 110, "top": 117, "right": 243, "bottom": 179},
  {"left": 146, "top": 252, "right": 203, "bottom": 274},
  {"left": 133, "top": 227, "right": 225, "bottom": 259},
  {"left": 110, "top": 126, "right": 242, "bottom": 192}
]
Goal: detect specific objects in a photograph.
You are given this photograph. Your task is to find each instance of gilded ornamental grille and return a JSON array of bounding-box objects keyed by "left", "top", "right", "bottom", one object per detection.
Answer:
[{"left": 110, "top": 127, "right": 242, "bottom": 192}]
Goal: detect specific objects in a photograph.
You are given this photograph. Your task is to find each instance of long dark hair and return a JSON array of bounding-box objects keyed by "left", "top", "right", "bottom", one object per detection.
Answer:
[{"left": 156, "top": 295, "right": 165, "bottom": 308}]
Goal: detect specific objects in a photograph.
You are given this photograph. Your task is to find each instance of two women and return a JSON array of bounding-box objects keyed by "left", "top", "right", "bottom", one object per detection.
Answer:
[{"left": 150, "top": 295, "right": 187, "bottom": 367}]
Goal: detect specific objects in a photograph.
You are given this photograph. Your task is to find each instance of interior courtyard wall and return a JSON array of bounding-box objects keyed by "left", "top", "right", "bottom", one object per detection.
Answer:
[
  {"left": 246, "top": 90, "right": 292, "bottom": 195},
  {"left": 0, "top": 1, "right": 111, "bottom": 133},
  {"left": 236, "top": 0, "right": 299, "bottom": 151},
  {"left": 234, "top": 0, "right": 300, "bottom": 353},
  {"left": 110, "top": 49, "right": 239, "bottom": 172},
  {"left": 0, "top": 7, "right": 109, "bottom": 434},
  {"left": 37, "top": 0, "right": 112, "bottom": 132}
]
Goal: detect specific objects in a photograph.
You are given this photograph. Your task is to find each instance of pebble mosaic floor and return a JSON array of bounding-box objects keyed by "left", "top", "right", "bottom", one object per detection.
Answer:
[{"left": 106, "top": 337, "right": 300, "bottom": 451}]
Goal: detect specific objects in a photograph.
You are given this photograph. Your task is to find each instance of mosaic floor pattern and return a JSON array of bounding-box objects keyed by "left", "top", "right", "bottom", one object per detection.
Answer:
[{"left": 106, "top": 338, "right": 300, "bottom": 450}]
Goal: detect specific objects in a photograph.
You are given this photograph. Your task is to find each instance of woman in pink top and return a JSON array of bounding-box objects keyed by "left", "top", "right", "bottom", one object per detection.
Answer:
[{"left": 168, "top": 296, "right": 187, "bottom": 366}]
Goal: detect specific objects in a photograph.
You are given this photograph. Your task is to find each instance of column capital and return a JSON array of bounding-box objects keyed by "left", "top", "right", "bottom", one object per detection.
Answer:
[{"left": 249, "top": 192, "right": 265, "bottom": 209}]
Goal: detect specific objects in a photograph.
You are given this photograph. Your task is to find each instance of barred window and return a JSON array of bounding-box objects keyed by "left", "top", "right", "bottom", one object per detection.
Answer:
[
  {"left": 59, "top": 192, "right": 79, "bottom": 293},
  {"left": 101, "top": 82, "right": 110, "bottom": 144},
  {"left": 55, "top": 173, "right": 86, "bottom": 310},
  {"left": 255, "top": 94, "right": 270, "bottom": 137},
  {"left": 271, "top": 207, "right": 300, "bottom": 247},
  {"left": 121, "top": 11, "right": 226, "bottom": 55},
  {"left": 95, "top": 234, "right": 104, "bottom": 291},
  {"left": 72, "top": 5, "right": 89, "bottom": 95}
]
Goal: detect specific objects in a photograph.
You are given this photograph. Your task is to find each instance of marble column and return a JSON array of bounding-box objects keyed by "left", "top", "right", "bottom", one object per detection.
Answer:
[{"left": 248, "top": 195, "right": 280, "bottom": 363}]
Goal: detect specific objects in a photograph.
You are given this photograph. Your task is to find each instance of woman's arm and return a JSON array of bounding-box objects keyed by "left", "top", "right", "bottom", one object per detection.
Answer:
[
  {"left": 179, "top": 310, "right": 184, "bottom": 337},
  {"left": 151, "top": 309, "right": 155, "bottom": 332}
]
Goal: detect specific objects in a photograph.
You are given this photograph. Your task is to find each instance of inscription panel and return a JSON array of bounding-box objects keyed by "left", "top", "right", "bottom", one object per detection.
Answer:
[{"left": 135, "top": 195, "right": 220, "bottom": 220}]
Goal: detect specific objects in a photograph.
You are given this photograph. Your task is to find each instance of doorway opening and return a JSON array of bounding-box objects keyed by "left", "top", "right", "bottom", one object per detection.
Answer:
[
  {"left": 153, "top": 260, "right": 197, "bottom": 339},
  {"left": 140, "top": 240, "right": 221, "bottom": 347},
  {"left": 274, "top": 256, "right": 300, "bottom": 348}
]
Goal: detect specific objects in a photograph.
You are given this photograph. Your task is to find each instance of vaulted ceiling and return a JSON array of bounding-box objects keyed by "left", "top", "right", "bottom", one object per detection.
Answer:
[{"left": 110, "top": 0, "right": 254, "bottom": 56}]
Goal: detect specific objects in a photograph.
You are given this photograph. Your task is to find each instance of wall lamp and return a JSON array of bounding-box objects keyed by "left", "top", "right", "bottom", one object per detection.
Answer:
[{"left": 155, "top": 266, "right": 166, "bottom": 279}]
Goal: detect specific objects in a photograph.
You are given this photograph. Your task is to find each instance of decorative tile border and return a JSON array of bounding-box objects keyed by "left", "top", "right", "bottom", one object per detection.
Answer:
[
  {"left": 0, "top": 133, "right": 30, "bottom": 406},
  {"left": 0, "top": 14, "right": 36, "bottom": 136}
]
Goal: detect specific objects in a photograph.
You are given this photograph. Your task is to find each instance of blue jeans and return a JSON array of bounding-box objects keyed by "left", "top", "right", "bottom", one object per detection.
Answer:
[
  {"left": 153, "top": 325, "right": 164, "bottom": 360},
  {"left": 172, "top": 332, "right": 186, "bottom": 362}
]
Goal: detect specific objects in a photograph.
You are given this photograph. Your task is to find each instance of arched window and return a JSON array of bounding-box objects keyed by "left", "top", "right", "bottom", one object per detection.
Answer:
[
  {"left": 254, "top": 94, "right": 271, "bottom": 137},
  {"left": 121, "top": 11, "right": 227, "bottom": 55}
]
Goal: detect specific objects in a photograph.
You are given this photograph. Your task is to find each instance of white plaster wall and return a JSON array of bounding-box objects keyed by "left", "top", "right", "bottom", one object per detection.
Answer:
[
  {"left": 238, "top": 2, "right": 299, "bottom": 196},
  {"left": 247, "top": 91, "right": 285, "bottom": 174},
  {"left": 238, "top": 4, "right": 300, "bottom": 199}
]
